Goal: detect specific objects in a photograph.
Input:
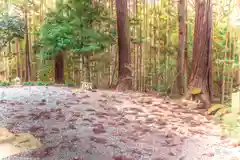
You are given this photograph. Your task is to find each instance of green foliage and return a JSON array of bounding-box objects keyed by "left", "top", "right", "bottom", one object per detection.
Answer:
[
  {"left": 23, "top": 81, "right": 35, "bottom": 86},
  {"left": 36, "top": 81, "right": 45, "bottom": 86},
  {"left": 152, "top": 83, "right": 170, "bottom": 93},
  {"left": 23, "top": 81, "right": 55, "bottom": 86},
  {"left": 0, "top": 81, "right": 10, "bottom": 86},
  {"left": 37, "top": 63, "right": 53, "bottom": 82},
  {"left": 0, "top": 11, "right": 25, "bottom": 51},
  {"left": 65, "top": 81, "right": 74, "bottom": 87},
  {"left": 36, "top": 0, "right": 116, "bottom": 59}
]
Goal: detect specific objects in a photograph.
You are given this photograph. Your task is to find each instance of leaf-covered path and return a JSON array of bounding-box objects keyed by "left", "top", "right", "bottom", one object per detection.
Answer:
[{"left": 0, "top": 86, "right": 239, "bottom": 160}]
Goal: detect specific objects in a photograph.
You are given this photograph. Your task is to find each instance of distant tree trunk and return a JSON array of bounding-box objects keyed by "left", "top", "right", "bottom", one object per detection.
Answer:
[
  {"left": 177, "top": 0, "right": 186, "bottom": 95},
  {"left": 184, "top": 1, "right": 188, "bottom": 94},
  {"left": 55, "top": 52, "right": 64, "bottom": 84},
  {"left": 16, "top": 40, "right": 21, "bottom": 78},
  {"left": 24, "top": 8, "right": 31, "bottom": 82},
  {"left": 84, "top": 55, "right": 91, "bottom": 82},
  {"left": 188, "top": 0, "right": 213, "bottom": 107},
  {"left": 115, "top": 0, "right": 132, "bottom": 91}
]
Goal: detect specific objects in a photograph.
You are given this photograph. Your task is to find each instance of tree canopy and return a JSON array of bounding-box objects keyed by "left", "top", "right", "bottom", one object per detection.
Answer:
[
  {"left": 36, "top": 0, "right": 117, "bottom": 58},
  {"left": 0, "top": 11, "right": 25, "bottom": 51}
]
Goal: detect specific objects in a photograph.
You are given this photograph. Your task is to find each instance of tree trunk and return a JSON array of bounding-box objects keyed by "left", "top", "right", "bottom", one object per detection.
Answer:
[
  {"left": 24, "top": 8, "right": 31, "bottom": 82},
  {"left": 16, "top": 40, "right": 21, "bottom": 78},
  {"left": 55, "top": 52, "right": 64, "bottom": 84},
  {"left": 84, "top": 55, "right": 91, "bottom": 82},
  {"left": 184, "top": 1, "right": 188, "bottom": 94},
  {"left": 115, "top": 0, "right": 132, "bottom": 91},
  {"left": 188, "top": 0, "right": 213, "bottom": 107},
  {"left": 177, "top": 0, "right": 186, "bottom": 95}
]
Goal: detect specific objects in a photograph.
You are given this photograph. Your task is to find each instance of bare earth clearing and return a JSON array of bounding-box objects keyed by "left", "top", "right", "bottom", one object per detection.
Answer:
[{"left": 0, "top": 86, "right": 239, "bottom": 160}]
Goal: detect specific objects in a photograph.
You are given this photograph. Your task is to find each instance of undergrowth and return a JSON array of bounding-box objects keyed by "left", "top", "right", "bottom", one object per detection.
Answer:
[
  {"left": 23, "top": 81, "right": 55, "bottom": 86},
  {"left": 65, "top": 82, "right": 74, "bottom": 87},
  {"left": 0, "top": 81, "right": 10, "bottom": 86},
  {"left": 0, "top": 80, "right": 75, "bottom": 87},
  {"left": 23, "top": 81, "right": 74, "bottom": 87}
]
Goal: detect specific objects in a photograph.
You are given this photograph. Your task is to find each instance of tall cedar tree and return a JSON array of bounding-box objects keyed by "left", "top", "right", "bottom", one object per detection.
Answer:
[
  {"left": 116, "top": 0, "right": 132, "bottom": 90},
  {"left": 188, "top": 0, "right": 213, "bottom": 107},
  {"left": 24, "top": 6, "right": 31, "bottom": 81}
]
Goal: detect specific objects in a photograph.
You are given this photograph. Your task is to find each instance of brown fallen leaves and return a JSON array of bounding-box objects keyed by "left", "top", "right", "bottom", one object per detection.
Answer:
[{"left": 92, "top": 124, "right": 106, "bottom": 134}]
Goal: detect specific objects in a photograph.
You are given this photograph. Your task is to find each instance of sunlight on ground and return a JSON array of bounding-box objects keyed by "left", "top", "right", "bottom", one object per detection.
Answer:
[{"left": 0, "top": 128, "right": 41, "bottom": 159}]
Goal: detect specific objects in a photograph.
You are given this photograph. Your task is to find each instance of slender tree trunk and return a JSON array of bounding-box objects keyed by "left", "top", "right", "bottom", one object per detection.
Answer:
[
  {"left": 16, "top": 41, "right": 21, "bottom": 77},
  {"left": 116, "top": 0, "right": 132, "bottom": 91},
  {"left": 54, "top": 52, "right": 64, "bottom": 84},
  {"left": 85, "top": 55, "right": 91, "bottom": 82},
  {"left": 188, "top": 0, "right": 213, "bottom": 107},
  {"left": 177, "top": 0, "right": 186, "bottom": 95},
  {"left": 184, "top": 0, "right": 188, "bottom": 94},
  {"left": 24, "top": 8, "right": 31, "bottom": 82}
]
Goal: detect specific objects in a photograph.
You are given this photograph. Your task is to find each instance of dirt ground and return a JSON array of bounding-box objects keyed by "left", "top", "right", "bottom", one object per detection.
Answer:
[{"left": 0, "top": 86, "right": 239, "bottom": 160}]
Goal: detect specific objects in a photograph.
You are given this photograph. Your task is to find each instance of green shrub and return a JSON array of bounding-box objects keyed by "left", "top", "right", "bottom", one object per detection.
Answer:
[
  {"left": 36, "top": 81, "right": 44, "bottom": 86},
  {"left": 23, "top": 81, "right": 55, "bottom": 86},
  {"left": 23, "top": 81, "right": 35, "bottom": 86},
  {"left": 0, "top": 82, "right": 10, "bottom": 86},
  {"left": 65, "top": 82, "right": 74, "bottom": 87}
]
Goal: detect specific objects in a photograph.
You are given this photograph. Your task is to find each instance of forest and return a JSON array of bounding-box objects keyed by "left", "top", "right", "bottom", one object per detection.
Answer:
[
  {"left": 0, "top": 0, "right": 237, "bottom": 101},
  {"left": 1, "top": 0, "right": 240, "bottom": 159}
]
